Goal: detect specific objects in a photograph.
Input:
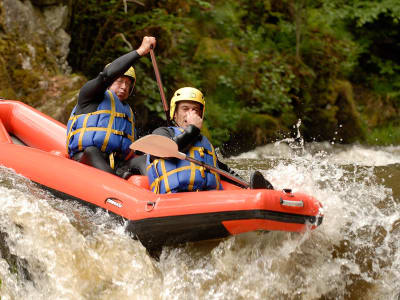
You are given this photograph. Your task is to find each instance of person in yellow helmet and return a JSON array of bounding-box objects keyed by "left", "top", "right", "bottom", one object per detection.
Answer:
[
  {"left": 145, "top": 87, "right": 273, "bottom": 193},
  {"left": 67, "top": 36, "right": 156, "bottom": 177}
]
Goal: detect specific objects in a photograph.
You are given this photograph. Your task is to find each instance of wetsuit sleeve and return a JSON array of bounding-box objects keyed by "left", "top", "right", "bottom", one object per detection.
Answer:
[
  {"left": 152, "top": 125, "right": 201, "bottom": 153},
  {"left": 152, "top": 127, "right": 175, "bottom": 138},
  {"left": 76, "top": 50, "right": 141, "bottom": 114},
  {"left": 153, "top": 126, "right": 244, "bottom": 187},
  {"left": 173, "top": 125, "right": 201, "bottom": 153}
]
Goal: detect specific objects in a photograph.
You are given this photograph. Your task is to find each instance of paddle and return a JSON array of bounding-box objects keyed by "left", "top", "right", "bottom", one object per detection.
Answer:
[
  {"left": 149, "top": 45, "right": 171, "bottom": 126},
  {"left": 130, "top": 134, "right": 250, "bottom": 188}
]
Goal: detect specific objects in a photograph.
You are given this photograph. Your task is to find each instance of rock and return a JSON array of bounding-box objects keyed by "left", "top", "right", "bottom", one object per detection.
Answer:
[
  {"left": 36, "top": 75, "right": 85, "bottom": 123},
  {"left": 353, "top": 84, "right": 398, "bottom": 128},
  {"left": 332, "top": 80, "right": 365, "bottom": 143},
  {"left": 300, "top": 79, "right": 366, "bottom": 143},
  {"left": 31, "top": 0, "right": 67, "bottom": 6},
  {"left": 2, "top": 0, "right": 70, "bottom": 73},
  {"left": 0, "top": 0, "right": 85, "bottom": 123},
  {"left": 223, "top": 111, "right": 281, "bottom": 156}
]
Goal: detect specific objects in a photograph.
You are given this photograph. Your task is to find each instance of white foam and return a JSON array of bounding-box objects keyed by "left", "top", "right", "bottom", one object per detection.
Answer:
[{"left": 233, "top": 142, "right": 400, "bottom": 166}]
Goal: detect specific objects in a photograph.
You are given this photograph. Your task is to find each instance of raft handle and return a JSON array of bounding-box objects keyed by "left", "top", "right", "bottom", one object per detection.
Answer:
[
  {"left": 145, "top": 201, "right": 155, "bottom": 212},
  {"left": 280, "top": 197, "right": 304, "bottom": 207},
  {"left": 105, "top": 198, "right": 123, "bottom": 208}
]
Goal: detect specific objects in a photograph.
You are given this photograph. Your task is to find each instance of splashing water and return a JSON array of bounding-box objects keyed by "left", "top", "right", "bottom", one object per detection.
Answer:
[{"left": 0, "top": 139, "right": 399, "bottom": 299}]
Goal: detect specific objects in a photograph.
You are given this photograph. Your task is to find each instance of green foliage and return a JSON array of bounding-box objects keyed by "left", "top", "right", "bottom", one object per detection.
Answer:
[
  {"left": 205, "top": 99, "right": 241, "bottom": 145},
  {"left": 366, "top": 122, "right": 400, "bottom": 146},
  {"left": 327, "top": 0, "right": 400, "bottom": 26},
  {"left": 321, "top": 0, "right": 400, "bottom": 83},
  {"left": 66, "top": 0, "right": 400, "bottom": 149}
]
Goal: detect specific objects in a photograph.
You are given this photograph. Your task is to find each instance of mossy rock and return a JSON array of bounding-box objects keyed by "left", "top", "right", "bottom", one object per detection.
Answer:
[
  {"left": 0, "top": 31, "right": 85, "bottom": 121},
  {"left": 31, "top": 0, "right": 68, "bottom": 6},
  {"left": 353, "top": 84, "right": 399, "bottom": 128},
  {"left": 12, "top": 69, "right": 41, "bottom": 100},
  {"left": 0, "top": 1, "right": 3, "bottom": 33},
  {"left": 332, "top": 80, "right": 365, "bottom": 143},
  {"left": 0, "top": 87, "right": 16, "bottom": 99},
  {"left": 222, "top": 111, "right": 281, "bottom": 155},
  {"left": 0, "top": 34, "right": 57, "bottom": 100},
  {"left": 280, "top": 107, "right": 298, "bottom": 128},
  {"left": 302, "top": 80, "right": 365, "bottom": 143},
  {"left": 309, "top": 106, "right": 339, "bottom": 140},
  {"left": 36, "top": 74, "right": 86, "bottom": 123}
]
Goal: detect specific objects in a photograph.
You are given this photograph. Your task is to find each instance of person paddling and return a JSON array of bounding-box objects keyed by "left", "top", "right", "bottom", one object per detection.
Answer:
[
  {"left": 145, "top": 87, "right": 273, "bottom": 193},
  {"left": 66, "top": 36, "right": 155, "bottom": 177}
]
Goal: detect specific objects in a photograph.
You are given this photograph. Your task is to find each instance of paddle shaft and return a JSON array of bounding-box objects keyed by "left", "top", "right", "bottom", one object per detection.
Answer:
[
  {"left": 130, "top": 135, "right": 249, "bottom": 188},
  {"left": 149, "top": 46, "right": 171, "bottom": 126},
  {"left": 184, "top": 155, "right": 249, "bottom": 188}
]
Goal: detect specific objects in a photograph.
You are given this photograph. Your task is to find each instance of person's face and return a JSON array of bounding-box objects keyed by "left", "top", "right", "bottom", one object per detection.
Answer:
[
  {"left": 174, "top": 101, "right": 202, "bottom": 128},
  {"left": 109, "top": 76, "right": 133, "bottom": 101}
]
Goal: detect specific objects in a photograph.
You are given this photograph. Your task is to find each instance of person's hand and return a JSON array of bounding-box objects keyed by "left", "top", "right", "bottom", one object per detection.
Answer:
[
  {"left": 136, "top": 36, "right": 156, "bottom": 56},
  {"left": 186, "top": 110, "right": 203, "bottom": 130}
]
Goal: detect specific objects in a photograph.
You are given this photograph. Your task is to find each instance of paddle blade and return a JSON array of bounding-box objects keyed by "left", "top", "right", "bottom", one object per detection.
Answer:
[{"left": 130, "top": 135, "right": 186, "bottom": 159}]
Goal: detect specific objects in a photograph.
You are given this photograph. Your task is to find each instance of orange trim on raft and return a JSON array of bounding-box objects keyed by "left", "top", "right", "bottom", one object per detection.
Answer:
[{"left": 0, "top": 100, "right": 323, "bottom": 246}]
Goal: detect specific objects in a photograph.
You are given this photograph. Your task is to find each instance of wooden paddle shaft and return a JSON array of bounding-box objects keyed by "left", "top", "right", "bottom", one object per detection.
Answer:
[
  {"left": 184, "top": 156, "right": 249, "bottom": 188},
  {"left": 130, "top": 135, "right": 249, "bottom": 188},
  {"left": 149, "top": 47, "right": 171, "bottom": 125}
]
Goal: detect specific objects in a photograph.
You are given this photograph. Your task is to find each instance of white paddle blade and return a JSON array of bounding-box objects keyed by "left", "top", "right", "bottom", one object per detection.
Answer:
[{"left": 130, "top": 135, "right": 186, "bottom": 160}]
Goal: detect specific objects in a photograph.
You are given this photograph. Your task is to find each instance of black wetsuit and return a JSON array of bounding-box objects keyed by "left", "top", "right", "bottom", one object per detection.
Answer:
[
  {"left": 151, "top": 125, "right": 245, "bottom": 187},
  {"left": 71, "top": 50, "right": 146, "bottom": 177}
]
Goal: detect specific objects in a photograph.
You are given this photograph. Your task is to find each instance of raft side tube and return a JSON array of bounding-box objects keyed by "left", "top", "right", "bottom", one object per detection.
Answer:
[
  {"left": 0, "top": 100, "right": 66, "bottom": 153},
  {"left": 0, "top": 118, "right": 12, "bottom": 143},
  {"left": 144, "top": 188, "right": 322, "bottom": 220}
]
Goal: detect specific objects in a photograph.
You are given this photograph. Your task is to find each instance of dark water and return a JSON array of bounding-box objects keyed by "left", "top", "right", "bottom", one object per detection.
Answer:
[{"left": 0, "top": 143, "right": 399, "bottom": 299}]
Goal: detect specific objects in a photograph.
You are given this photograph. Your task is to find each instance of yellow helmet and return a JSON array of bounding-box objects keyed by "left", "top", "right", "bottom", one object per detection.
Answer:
[
  {"left": 105, "top": 64, "right": 136, "bottom": 94},
  {"left": 170, "top": 87, "right": 205, "bottom": 120},
  {"left": 124, "top": 67, "right": 136, "bottom": 95},
  {"left": 124, "top": 66, "right": 136, "bottom": 85}
]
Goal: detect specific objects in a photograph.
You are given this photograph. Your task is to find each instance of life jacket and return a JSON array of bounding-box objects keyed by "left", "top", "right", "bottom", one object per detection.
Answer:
[
  {"left": 66, "top": 90, "right": 136, "bottom": 161},
  {"left": 146, "top": 127, "right": 223, "bottom": 194}
]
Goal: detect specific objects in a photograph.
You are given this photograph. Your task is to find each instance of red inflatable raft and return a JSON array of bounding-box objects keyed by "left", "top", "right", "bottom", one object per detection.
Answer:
[{"left": 0, "top": 100, "right": 323, "bottom": 251}]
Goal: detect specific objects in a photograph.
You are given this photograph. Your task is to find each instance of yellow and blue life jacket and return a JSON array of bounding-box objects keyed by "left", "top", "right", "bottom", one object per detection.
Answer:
[
  {"left": 146, "top": 127, "right": 223, "bottom": 194},
  {"left": 66, "top": 90, "right": 136, "bottom": 160}
]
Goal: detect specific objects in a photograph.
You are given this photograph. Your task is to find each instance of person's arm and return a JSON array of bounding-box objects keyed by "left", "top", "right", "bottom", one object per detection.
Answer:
[
  {"left": 76, "top": 51, "right": 141, "bottom": 114},
  {"left": 153, "top": 126, "right": 244, "bottom": 187},
  {"left": 76, "top": 36, "right": 156, "bottom": 114},
  {"left": 153, "top": 125, "right": 201, "bottom": 153},
  {"left": 148, "top": 125, "right": 201, "bottom": 163}
]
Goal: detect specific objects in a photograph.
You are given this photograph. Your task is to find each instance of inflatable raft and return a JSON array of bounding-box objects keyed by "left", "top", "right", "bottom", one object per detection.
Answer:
[{"left": 0, "top": 100, "right": 323, "bottom": 252}]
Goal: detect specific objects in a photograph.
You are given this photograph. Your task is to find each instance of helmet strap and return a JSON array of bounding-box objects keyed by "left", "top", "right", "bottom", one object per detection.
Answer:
[{"left": 128, "top": 77, "right": 136, "bottom": 96}]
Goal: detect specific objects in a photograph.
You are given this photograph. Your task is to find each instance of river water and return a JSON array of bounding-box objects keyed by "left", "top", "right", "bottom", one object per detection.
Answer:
[{"left": 0, "top": 141, "right": 399, "bottom": 299}]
